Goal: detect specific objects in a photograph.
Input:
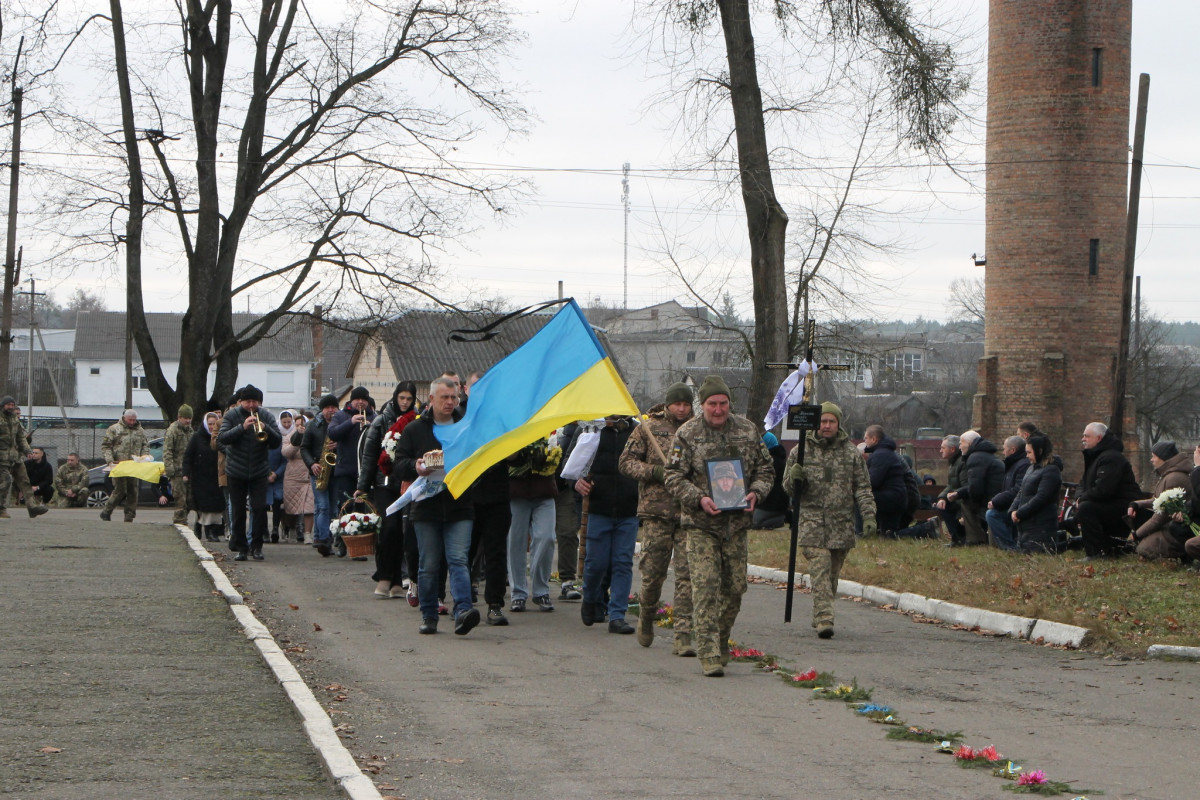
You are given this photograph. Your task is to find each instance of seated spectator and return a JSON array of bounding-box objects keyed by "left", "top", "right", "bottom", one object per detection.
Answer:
[
  {"left": 986, "top": 436, "right": 1031, "bottom": 551},
  {"left": 1076, "top": 422, "right": 1141, "bottom": 559},
  {"left": 1181, "top": 444, "right": 1200, "bottom": 565},
  {"left": 862, "top": 425, "right": 908, "bottom": 534},
  {"left": 944, "top": 430, "right": 1004, "bottom": 546},
  {"left": 24, "top": 447, "right": 55, "bottom": 505},
  {"left": 1011, "top": 434, "right": 1063, "bottom": 553},
  {"left": 1130, "top": 441, "right": 1194, "bottom": 560},
  {"left": 933, "top": 435, "right": 965, "bottom": 546},
  {"left": 53, "top": 452, "right": 90, "bottom": 507},
  {"left": 752, "top": 431, "right": 789, "bottom": 529}
]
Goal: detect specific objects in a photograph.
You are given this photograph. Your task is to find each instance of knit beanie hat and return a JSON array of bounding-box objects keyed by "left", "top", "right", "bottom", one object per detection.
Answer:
[
  {"left": 1152, "top": 440, "right": 1179, "bottom": 460},
  {"left": 1, "top": 395, "right": 14, "bottom": 406},
  {"left": 350, "top": 386, "right": 370, "bottom": 401},
  {"left": 318, "top": 393, "right": 339, "bottom": 410},
  {"left": 697, "top": 375, "right": 731, "bottom": 403},
  {"left": 664, "top": 381, "right": 694, "bottom": 406},
  {"left": 820, "top": 401, "right": 843, "bottom": 425},
  {"left": 762, "top": 431, "right": 779, "bottom": 449},
  {"left": 177, "top": 404, "right": 194, "bottom": 419}
]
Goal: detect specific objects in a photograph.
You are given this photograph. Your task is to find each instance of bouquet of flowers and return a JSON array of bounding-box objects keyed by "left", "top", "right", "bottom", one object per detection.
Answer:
[
  {"left": 378, "top": 410, "right": 417, "bottom": 477},
  {"left": 1151, "top": 487, "right": 1200, "bottom": 535},
  {"left": 331, "top": 510, "right": 381, "bottom": 537}
]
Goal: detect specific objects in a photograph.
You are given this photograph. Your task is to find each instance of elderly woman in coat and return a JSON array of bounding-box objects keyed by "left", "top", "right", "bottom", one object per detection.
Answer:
[
  {"left": 784, "top": 402, "right": 876, "bottom": 639},
  {"left": 183, "top": 411, "right": 225, "bottom": 542},
  {"left": 280, "top": 412, "right": 314, "bottom": 543},
  {"left": 1011, "top": 434, "right": 1062, "bottom": 554}
]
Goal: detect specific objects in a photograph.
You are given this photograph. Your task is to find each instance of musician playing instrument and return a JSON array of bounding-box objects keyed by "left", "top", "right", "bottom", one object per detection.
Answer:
[
  {"left": 301, "top": 394, "right": 342, "bottom": 556},
  {"left": 217, "top": 385, "right": 282, "bottom": 561},
  {"left": 328, "top": 386, "right": 376, "bottom": 525}
]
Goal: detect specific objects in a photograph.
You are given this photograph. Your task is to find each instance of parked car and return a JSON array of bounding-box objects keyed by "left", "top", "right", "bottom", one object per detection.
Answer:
[{"left": 86, "top": 437, "right": 171, "bottom": 508}]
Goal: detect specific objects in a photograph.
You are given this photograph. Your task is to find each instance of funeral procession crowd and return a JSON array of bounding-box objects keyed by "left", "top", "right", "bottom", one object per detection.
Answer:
[{"left": 7, "top": 368, "right": 1199, "bottom": 678}]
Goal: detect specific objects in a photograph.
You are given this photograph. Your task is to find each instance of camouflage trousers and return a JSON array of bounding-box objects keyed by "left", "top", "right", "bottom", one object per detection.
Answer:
[
  {"left": 802, "top": 546, "right": 849, "bottom": 629},
  {"left": 0, "top": 461, "right": 34, "bottom": 511},
  {"left": 638, "top": 517, "right": 692, "bottom": 634},
  {"left": 105, "top": 476, "right": 139, "bottom": 520},
  {"left": 172, "top": 480, "right": 191, "bottom": 525},
  {"left": 685, "top": 526, "right": 748, "bottom": 660}
]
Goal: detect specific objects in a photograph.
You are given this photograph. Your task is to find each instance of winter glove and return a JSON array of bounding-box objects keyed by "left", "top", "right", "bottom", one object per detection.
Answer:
[
  {"left": 651, "top": 465, "right": 666, "bottom": 484},
  {"left": 787, "top": 463, "right": 808, "bottom": 487},
  {"left": 862, "top": 518, "right": 878, "bottom": 539}
]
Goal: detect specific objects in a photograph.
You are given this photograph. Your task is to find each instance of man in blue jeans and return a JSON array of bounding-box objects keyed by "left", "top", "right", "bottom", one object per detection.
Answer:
[
  {"left": 301, "top": 394, "right": 341, "bottom": 556},
  {"left": 394, "top": 377, "right": 480, "bottom": 636}
]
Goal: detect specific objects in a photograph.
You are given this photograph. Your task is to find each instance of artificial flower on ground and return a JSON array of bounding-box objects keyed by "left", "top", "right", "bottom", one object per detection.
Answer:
[
  {"left": 655, "top": 604, "right": 675, "bottom": 628},
  {"left": 729, "top": 646, "right": 766, "bottom": 661},
  {"left": 886, "top": 726, "right": 964, "bottom": 744},
  {"left": 811, "top": 680, "right": 872, "bottom": 703},
  {"left": 853, "top": 703, "right": 895, "bottom": 722},
  {"left": 955, "top": 744, "right": 1005, "bottom": 768}
]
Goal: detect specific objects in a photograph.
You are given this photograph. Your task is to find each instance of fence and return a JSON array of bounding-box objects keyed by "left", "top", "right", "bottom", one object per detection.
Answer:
[{"left": 28, "top": 419, "right": 169, "bottom": 467}]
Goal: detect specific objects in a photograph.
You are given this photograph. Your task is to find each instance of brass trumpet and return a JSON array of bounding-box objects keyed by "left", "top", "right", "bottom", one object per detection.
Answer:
[{"left": 251, "top": 413, "right": 269, "bottom": 442}]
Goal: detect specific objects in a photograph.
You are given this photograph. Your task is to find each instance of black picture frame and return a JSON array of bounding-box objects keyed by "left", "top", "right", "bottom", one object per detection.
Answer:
[{"left": 706, "top": 457, "right": 749, "bottom": 511}]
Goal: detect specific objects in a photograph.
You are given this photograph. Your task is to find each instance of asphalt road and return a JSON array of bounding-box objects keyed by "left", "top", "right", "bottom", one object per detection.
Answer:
[{"left": 215, "top": 530, "right": 1200, "bottom": 800}]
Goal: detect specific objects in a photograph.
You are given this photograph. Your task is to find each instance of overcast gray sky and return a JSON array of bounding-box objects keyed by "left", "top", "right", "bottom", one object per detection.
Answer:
[{"left": 22, "top": 0, "right": 1199, "bottom": 324}]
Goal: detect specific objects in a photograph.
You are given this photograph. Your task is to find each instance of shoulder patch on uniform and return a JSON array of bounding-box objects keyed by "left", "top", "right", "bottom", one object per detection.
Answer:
[{"left": 670, "top": 444, "right": 683, "bottom": 465}]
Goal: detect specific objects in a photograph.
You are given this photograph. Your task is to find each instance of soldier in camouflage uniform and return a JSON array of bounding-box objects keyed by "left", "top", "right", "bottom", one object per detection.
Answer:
[
  {"left": 162, "top": 405, "right": 194, "bottom": 526},
  {"left": 664, "top": 376, "right": 773, "bottom": 677},
  {"left": 0, "top": 396, "right": 47, "bottom": 518},
  {"left": 619, "top": 382, "right": 695, "bottom": 655},
  {"left": 100, "top": 409, "right": 150, "bottom": 522},
  {"left": 53, "top": 452, "right": 90, "bottom": 507},
  {"left": 783, "top": 402, "right": 876, "bottom": 639}
]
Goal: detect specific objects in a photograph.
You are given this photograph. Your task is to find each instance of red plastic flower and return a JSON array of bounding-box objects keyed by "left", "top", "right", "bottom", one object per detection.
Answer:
[
  {"left": 954, "top": 745, "right": 976, "bottom": 761},
  {"left": 796, "top": 669, "right": 818, "bottom": 682},
  {"left": 1017, "top": 770, "right": 1047, "bottom": 786},
  {"left": 978, "top": 745, "right": 1001, "bottom": 762}
]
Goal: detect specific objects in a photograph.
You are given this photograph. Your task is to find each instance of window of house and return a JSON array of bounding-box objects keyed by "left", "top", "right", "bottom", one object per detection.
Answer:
[
  {"left": 884, "top": 352, "right": 924, "bottom": 377},
  {"left": 131, "top": 375, "right": 150, "bottom": 389},
  {"left": 89, "top": 367, "right": 100, "bottom": 375},
  {"left": 267, "top": 370, "right": 294, "bottom": 393},
  {"left": 686, "top": 350, "right": 696, "bottom": 364},
  {"left": 650, "top": 309, "right": 658, "bottom": 321},
  {"left": 713, "top": 352, "right": 724, "bottom": 366}
]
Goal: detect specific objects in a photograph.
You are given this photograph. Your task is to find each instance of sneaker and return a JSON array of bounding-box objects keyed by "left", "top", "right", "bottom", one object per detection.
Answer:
[
  {"left": 608, "top": 618, "right": 634, "bottom": 634},
  {"left": 532, "top": 595, "right": 554, "bottom": 612},
  {"left": 559, "top": 582, "right": 582, "bottom": 601},
  {"left": 454, "top": 607, "right": 481, "bottom": 635},
  {"left": 486, "top": 604, "right": 509, "bottom": 626},
  {"left": 510, "top": 597, "right": 526, "bottom": 613},
  {"left": 406, "top": 585, "right": 419, "bottom": 607},
  {"left": 233, "top": 551, "right": 248, "bottom": 562},
  {"left": 437, "top": 603, "right": 449, "bottom": 616},
  {"left": 419, "top": 617, "right": 438, "bottom": 635},
  {"left": 251, "top": 550, "right": 264, "bottom": 561}
]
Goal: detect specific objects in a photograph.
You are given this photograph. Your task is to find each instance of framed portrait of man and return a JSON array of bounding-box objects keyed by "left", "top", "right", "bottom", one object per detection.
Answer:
[{"left": 706, "top": 457, "right": 748, "bottom": 511}]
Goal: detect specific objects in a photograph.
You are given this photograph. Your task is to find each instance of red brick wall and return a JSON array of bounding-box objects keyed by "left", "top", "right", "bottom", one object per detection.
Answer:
[{"left": 976, "top": 0, "right": 1132, "bottom": 480}]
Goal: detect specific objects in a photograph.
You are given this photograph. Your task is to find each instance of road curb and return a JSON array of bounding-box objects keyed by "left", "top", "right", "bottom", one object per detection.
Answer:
[
  {"left": 748, "top": 559, "right": 1091, "bottom": 648},
  {"left": 1147, "top": 644, "right": 1200, "bottom": 661},
  {"left": 175, "top": 524, "right": 382, "bottom": 800}
]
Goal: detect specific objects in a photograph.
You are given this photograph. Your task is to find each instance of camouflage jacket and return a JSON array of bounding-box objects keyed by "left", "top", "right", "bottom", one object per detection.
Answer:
[
  {"left": 785, "top": 429, "right": 876, "bottom": 550},
  {"left": 162, "top": 420, "right": 192, "bottom": 479},
  {"left": 664, "top": 412, "right": 773, "bottom": 535},
  {"left": 101, "top": 420, "right": 150, "bottom": 463},
  {"left": 0, "top": 409, "right": 30, "bottom": 465},
  {"left": 54, "top": 462, "right": 90, "bottom": 497},
  {"left": 619, "top": 405, "right": 692, "bottom": 520}
]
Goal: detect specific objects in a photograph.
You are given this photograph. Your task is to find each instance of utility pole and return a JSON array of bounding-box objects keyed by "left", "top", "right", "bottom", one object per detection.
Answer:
[
  {"left": 18, "top": 276, "right": 43, "bottom": 417},
  {"left": 2, "top": 41, "right": 25, "bottom": 386},
  {"left": 621, "top": 162, "right": 630, "bottom": 311},
  {"left": 1111, "top": 73, "right": 1150, "bottom": 437}
]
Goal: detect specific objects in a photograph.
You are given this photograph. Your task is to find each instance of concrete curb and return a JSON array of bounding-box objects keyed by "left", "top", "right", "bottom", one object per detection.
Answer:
[
  {"left": 748, "top": 559, "right": 1091, "bottom": 648},
  {"left": 174, "top": 524, "right": 382, "bottom": 800},
  {"left": 1147, "top": 644, "right": 1200, "bottom": 661}
]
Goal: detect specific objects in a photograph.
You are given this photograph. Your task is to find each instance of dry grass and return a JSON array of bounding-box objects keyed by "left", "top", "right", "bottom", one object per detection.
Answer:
[{"left": 747, "top": 527, "right": 1200, "bottom": 656}]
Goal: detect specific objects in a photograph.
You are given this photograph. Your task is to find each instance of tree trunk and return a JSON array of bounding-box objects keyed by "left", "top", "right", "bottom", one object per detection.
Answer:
[{"left": 716, "top": 0, "right": 788, "bottom": 427}]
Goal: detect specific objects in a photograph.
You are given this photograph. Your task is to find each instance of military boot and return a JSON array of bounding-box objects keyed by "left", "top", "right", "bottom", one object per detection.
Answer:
[
  {"left": 636, "top": 603, "right": 655, "bottom": 647},
  {"left": 817, "top": 624, "right": 835, "bottom": 639},
  {"left": 672, "top": 632, "right": 696, "bottom": 657},
  {"left": 719, "top": 638, "right": 731, "bottom": 666},
  {"left": 124, "top": 510, "right": 136, "bottom": 523},
  {"left": 700, "top": 658, "right": 725, "bottom": 677}
]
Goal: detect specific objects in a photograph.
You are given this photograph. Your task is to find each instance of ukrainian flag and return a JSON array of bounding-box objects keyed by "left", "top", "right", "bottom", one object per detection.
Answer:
[{"left": 439, "top": 299, "right": 637, "bottom": 497}]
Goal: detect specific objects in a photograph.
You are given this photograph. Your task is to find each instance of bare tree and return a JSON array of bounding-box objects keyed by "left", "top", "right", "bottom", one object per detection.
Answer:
[
  {"left": 638, "top": 0, "right": 969, "bottom": 424},
  {"left": 22, "top": 0, "right": 527, "bottom": 417},
  {"left": 1131, "top": 306, "right": 1200, "bottom": 478},
  {"left": 947, "top": 276, "right": 985, "bottom": 340}
]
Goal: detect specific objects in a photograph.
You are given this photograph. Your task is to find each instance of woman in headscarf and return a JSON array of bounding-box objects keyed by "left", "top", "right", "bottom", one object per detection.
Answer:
[
  {"left": 280, "top": 410, "right": 314, "bottom": 543},
  {"left": 265, "top": 410, "right": 293, "bottom": 542},
  {"left": 183, "top": 411, "right": 225, "bottom": 542}
]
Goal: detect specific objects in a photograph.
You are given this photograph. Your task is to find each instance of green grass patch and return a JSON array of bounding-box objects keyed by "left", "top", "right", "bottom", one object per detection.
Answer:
[{"left": 748, "top": 527, "right": 1200, "bottom": 656}]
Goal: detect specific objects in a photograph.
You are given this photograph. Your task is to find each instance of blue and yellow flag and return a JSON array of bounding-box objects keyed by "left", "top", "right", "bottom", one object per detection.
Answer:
[{"left": 439, "top": 299, "right": 637, "bottom": 497}]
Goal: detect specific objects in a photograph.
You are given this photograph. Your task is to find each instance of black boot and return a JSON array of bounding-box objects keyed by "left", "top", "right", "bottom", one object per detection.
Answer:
[
  {"left": 207, "top": 524, "right": 222, "bottom": 542},
  {"left": 581, "top": 602, "right": 597, "bottom": 627},
  {"left": 193, "top": 522, "right": 203, "bottom": 540}
]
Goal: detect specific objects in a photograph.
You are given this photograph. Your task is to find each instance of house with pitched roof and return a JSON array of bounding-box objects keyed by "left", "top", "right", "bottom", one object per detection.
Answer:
[{"left": 70, "top": 311, "right": 315, "bottom": 419}]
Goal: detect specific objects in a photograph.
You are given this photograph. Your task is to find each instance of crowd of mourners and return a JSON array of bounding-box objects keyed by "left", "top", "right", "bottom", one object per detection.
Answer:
[{"left": 6, "top": 374, "right": 1197, "bottom": 675}]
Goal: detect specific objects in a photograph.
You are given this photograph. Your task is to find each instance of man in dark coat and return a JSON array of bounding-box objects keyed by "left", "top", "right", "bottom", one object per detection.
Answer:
[
  {"left": 986, "top": 435, "right": 1031, "bottom": 550},
  {"left": 1076, "top": 421, "right": 1142, "bottom": 559},
  {"left": 945, "top": 430, "right": 1005, "bottom": 546},
  {"left": 933, "top": 435, "right": 966, "bottom": 545},
  {"left": 217, "top": 385, "right": 282, "bottom": 561},
  {"left": 862, "top": 424, "right": 908, "bottom": 534},
  {"left": 23, "top": 447, "right": 55, "bottom": 505},
  {"left": 301, "top": 394, "right": 341, "bottom": 556},
  {"left": 328, "top": 386, "right": 375, "bottom": 510}
]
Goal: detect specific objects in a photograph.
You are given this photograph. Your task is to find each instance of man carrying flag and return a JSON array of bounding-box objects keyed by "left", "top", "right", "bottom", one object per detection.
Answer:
[{"left": 394, "top": 377, "right": 480, "bottom": 636}]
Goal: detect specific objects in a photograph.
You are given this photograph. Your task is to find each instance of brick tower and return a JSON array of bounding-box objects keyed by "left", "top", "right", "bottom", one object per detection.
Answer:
[{"left": 974, "top": 0, "right": 1132, "bottom": 479}]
